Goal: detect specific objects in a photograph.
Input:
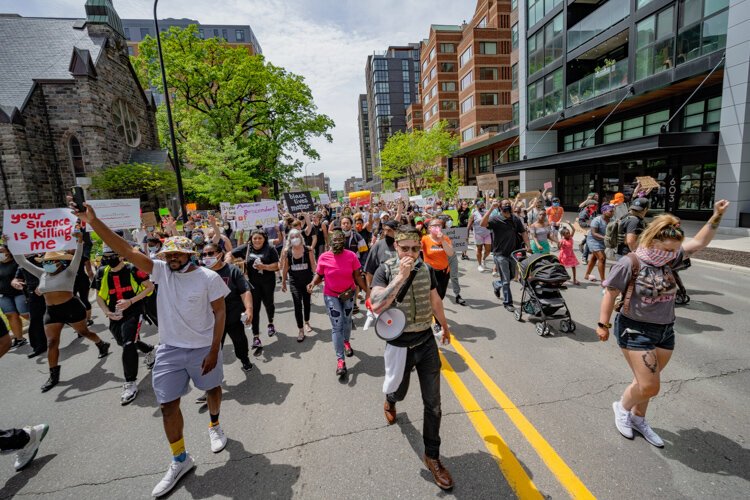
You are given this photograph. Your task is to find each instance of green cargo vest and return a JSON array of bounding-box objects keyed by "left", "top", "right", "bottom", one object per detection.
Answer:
[{"left": 384, "top": 257, "right": 433, "bottom": 333}]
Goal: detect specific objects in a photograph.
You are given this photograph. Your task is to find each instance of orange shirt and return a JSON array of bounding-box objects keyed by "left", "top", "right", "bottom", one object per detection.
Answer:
[
  {"left": 546, "top": 206, "right": 564, "bottom": 224},
  {"left": 421, "top": 234, "right": 452, "bottom": 271}
]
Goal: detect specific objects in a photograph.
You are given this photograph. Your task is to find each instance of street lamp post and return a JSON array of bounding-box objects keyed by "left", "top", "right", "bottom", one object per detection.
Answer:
[{"left": 154, "top": 0, "right": 187, "bottom": 223}]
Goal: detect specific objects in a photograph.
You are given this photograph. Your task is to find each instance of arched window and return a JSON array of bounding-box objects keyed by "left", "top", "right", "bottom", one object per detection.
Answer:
[
  {"left": 112, "top": 99, "right": 141, "bottom": 147},
  {"left": 69, "top": 136, "right": 86, "bottom": 177}
]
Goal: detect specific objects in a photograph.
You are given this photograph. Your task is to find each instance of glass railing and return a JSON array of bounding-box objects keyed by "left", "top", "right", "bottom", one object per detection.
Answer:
[
  {"left": 567, "top": 0, "right": 630, "bottom": 52},
  {"left": 566, "top": 58, "right": 629, "bottom": 107}
]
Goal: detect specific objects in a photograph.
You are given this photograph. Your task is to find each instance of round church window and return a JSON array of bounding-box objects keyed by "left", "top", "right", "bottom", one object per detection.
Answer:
[{"left": 112, "top": 100, "right": 141, "bottom": 147}]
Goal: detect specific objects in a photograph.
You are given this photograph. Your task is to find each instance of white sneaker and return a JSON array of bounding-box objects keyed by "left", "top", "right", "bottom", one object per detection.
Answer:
[
  {"left": 208, "top": 424, "right": 227, "bottom": 453},
  {"left": 14, "top": 424, "right": 49, "bottom": 471},
  {"left": 612, "top": 401, "right": 633, "bottom": 439},
  {"left": 121, "top": 381, "right": 138, "bottom": 406},
  {"left": 151, "top": 454, "right": 195, "bottom": 497},
  {"left": 477, "top": 265, "right": 486, "bottom": 272},
  {"left": 144, "top": 349, "right": 156, "bottom": 369},
  {"left": 630, "top": 414, "right": 664, "bottom": 447}
]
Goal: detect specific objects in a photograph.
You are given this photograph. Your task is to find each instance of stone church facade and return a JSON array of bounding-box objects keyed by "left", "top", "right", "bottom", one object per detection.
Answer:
[{"left": 0, "top": 0, "right": 161, "bottom": 210}]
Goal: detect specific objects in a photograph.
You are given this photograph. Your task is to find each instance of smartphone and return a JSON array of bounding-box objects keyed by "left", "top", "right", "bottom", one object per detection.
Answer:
[{"left": 71, "top": 186, "right": 86, "bottom": 212}]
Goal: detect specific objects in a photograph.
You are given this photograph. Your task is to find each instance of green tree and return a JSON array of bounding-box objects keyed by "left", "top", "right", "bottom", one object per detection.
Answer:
[
  {"left": 132, "top": 25, "right": 333, "bottom": 197},
  {"left": 429, "top": 172, "right": 462, "bottom": 201},
  {"left": 91, "top": 163, "right": 177, "bottom": 200},
  {"left": 377, "top": 121, "right": 458, "bottom": 194}
]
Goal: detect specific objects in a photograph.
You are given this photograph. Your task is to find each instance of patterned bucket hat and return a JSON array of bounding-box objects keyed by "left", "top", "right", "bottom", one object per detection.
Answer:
[{"left": 156, "top": 236, "right": 196, "bottom": 256}]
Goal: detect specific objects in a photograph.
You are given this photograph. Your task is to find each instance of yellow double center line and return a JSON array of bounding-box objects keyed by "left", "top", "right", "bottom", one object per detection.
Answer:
[{"left": 440, "top": 335, "right": 595, "bottom": 499}]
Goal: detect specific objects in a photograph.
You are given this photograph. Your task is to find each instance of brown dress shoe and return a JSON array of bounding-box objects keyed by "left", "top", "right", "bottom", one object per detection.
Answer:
[
  {"left": 424, "top": 455, "right": 454, "bottom": 490},
  {"left": 384, "top": 401, "right": 397, "bottom": 425}
]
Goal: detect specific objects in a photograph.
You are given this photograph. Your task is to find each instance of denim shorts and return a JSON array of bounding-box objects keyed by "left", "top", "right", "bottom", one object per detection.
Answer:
[
  {"left": 615, "top": 313, "right": 675, "bottom": 351},
  {"left": 0, "top": 294, "right": 29, "bottom": 315}
]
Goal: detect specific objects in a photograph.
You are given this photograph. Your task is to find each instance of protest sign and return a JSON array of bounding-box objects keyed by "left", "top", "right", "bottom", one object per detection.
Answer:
[
  {"left": 443, "top": 209, "right": 459, "bottom": 226},
  {"left": 319, "top": 193, "right": 330, "bottom": 205},
  {"left": 3, "top": 208, "right": 79, "bottom": 254},
  {"left": 420, "top": 188, "right": 434, "bottom": 197},
  {"left": 517, "top": 191, "right": 541, "bottom": 200},
  {"left": 371, "top": 194, "right": 380, "bottom": 204},
  {"left": 444, "top": 227, "right": 468, "bottom": 252},
  {"left": 186, "top": 203, "right": 197, "bottom": 212},
  {"left": 86, "top": 199, "right": 141, "bottom": 231},
  {"left": 141, "top": 212, "right": 157, "bottom": 228},
  {"left": 348, "top": 190, "right": 371, "bottom": 207},
  {"left": 636, "top": 176, "right": 660, "bottom": 190},
  {"left": 476, "top": 174, "right": 498, "bottom": 192},
  {"left": 410, "top": 195, "right": 427, "bottom": 207},
  {"left": 399, "top": 189, "right": 409, "bottom": 200},
  {"left": 329, "top": 201, "right": 341, "bottom": 208},
  {"left": 158, "top": 208, "right": 170, "bottom": 217},
  {"left": 458, "top": 186, "right": 478, "bottom": 199},
  {"left": 543, "top": 181, "right": 553, "bottom": 190},
  {"left": 381, "top": 192, "right": 395, "bottom": 203},
  {"left": 283, "top": 191, "right": 315, "bottom": 214},
  {"left": 219, "top": 202, "right": 235, "bottom": 220},
  {"left": 235, "top": 201, "right": 279, "bottom": 229}
]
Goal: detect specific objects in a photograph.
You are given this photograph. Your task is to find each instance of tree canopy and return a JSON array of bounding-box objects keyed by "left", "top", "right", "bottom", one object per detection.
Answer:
[
  {"left": 377, "top": 121, "right": 459, "bottom": 194},
  {"left": 90, "top": 162, "right": 177, "bottom": 200},
  {"left": 132, "top": 25, "right": 334, "bottom": 203}
]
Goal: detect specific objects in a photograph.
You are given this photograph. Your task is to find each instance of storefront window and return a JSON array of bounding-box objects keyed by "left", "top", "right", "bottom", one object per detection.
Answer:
[
  {"left": 679, "top": 162, "right": 716, "bottom": 210},
  {"left": 602, "top": 109, "right": 668, "bottom": 144},
  {"left": 683, "top": 96, "right": 722, "bottom": 131},
  {"left": 636, "top": 6, "right": 675, "bottom": 80},
  {"left": 478, "top": 153, "right": 491, "bottom": 173},
  {"left": 508, "top": 179, "right": 521, "bottom": 198},
  {"left": 563, "top": 129, "right": 596, "bottom": 151},
  {"left": 561, "top": 172, "right": 595, "bottom": 206}
]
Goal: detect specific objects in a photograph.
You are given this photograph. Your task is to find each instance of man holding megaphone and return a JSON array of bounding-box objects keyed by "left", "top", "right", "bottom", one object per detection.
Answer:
[{"left": 369, "top": 225, "right": 453, "bottom": 491}]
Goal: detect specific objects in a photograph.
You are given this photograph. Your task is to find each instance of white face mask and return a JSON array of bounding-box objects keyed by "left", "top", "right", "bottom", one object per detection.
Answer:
[
  {"left": 202, "top": 257, "right": 218, "bottom": 267},
  {"left": 291, "top": 238, "right": 302, "bottom": 247}
]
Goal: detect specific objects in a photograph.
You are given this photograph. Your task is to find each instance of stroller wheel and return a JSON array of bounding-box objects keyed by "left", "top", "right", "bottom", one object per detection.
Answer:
[
  {"left": 514, "top": 309, "right": 522, "bottom": 322},
  {"left": 675, "top": 294, "right": 685, "bottom": 305},
  {"left": 535, "top": 323, "right": 545, "bottom": 336},
  {"left": 683, "top": 294, "right": 690, "bottom": 305},
  {"left": 560, "top": 320, "right": 571, "bottom": 333},
  {"left": 544, "top": 325, "right": 552, "bottom": 336},
  {"left": 569, "top": 321, "right": 577, "bottom": 332}
]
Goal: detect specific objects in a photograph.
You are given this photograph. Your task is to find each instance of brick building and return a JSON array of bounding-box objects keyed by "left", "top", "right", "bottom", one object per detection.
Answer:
[{"left": 0, "top": 0, "right": 161, "bottom": 211}]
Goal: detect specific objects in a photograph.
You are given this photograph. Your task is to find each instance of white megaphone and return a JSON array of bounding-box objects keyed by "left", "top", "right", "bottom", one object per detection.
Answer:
[{"left": 374, "top": 307, "right": 407, "bottom": 341}]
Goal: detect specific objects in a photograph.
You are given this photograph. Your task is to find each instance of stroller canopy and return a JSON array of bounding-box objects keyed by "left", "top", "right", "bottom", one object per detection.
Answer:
[{"left": 519, "top": 254, "right": 570, "bottom": 285}]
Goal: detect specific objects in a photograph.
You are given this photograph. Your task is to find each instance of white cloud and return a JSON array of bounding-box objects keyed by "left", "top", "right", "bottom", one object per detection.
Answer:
[{"left": 5, "top": 0, "right": 475, "bottom": 190}]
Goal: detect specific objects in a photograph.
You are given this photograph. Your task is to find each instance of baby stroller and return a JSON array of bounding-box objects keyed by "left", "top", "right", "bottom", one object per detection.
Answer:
[
  {"left": 512, "top": 250, "right": 575, "bottom": 336},
  {"left": 673, "top": 258, "right": 691, "bottom": 305}
]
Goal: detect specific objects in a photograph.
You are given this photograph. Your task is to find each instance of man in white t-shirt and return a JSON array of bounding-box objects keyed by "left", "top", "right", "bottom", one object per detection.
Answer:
[{"left": 74, "top": 203, "right": 230, "bottom": 499}]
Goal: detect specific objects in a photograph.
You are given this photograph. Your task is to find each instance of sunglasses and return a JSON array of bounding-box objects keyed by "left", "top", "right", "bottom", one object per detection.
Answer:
[
  {"left": 398, "top": 244, "right": 421, "bottom": 253},
  {"left": 202, "top": 251, "right": 219, "bottom": 257}
]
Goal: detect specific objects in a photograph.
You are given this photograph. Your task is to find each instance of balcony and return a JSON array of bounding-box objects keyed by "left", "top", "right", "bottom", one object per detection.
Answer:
[
  {"left": 567, "top": 0, "right": 630, "bottom": 52},
  {"left": 566, "top": 58, "right": 628, "bottom": 107}
]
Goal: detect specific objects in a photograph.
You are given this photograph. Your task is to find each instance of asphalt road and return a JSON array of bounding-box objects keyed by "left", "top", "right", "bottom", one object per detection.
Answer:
[{"left": 1, "top": 254, "right": 748, "bottom": 499}]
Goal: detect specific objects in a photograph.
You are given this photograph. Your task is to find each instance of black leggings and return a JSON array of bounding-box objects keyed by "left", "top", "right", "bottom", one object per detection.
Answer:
[
  {"left": 74, "top": 272, "right": 91, "bottom": 311},
  {"left": 434, "top": 268, "right": 450, "bottom": 300},
  {"left": 289, "top": 281, "right": 311, "bottom": 329},
  {"left": 110, "top": 314, "right": 153, "bottom": 382},
  {"left": 251, "top": 281, "right": 275, "bottom": 336},
  {"left": 26, "top": 293, "right": 47, "bottom": 353},
  {"left": 222, "top": 317, "right": 249, "bottom": 362}
]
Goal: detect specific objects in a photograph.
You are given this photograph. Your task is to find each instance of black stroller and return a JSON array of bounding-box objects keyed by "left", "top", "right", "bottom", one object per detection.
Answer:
[{"left": 511, "top": 250, "right": 575, "bottom": 336}]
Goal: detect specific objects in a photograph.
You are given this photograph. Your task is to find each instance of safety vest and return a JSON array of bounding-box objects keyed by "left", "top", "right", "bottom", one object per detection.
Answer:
[
  {"left": 97, "top": 266, "right": 147, "bottom": 306},
  {"left": 384, "top": 257, "right": 433, "bottom": 333}
]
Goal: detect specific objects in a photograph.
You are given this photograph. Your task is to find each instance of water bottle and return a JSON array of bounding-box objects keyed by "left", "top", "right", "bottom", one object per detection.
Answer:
[
  {"left": 254, "top": 257, "right": 263, "bottom": 274},
  {"left": 241, "top": 312, "right": 248, "bottom": 323}
]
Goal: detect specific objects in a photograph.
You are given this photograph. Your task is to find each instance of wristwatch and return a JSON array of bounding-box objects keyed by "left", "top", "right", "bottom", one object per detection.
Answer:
[{"left": 597, "top": 322, "right": 612, "bottom": 329}]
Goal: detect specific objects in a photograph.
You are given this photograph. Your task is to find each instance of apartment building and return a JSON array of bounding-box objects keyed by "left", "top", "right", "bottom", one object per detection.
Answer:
[
  {"left": 362, "top": 44, "right": 422, "bottom": 181},
  {"left": 488, "top": 0, "right": 748, "bottom": 226},
  {"left": 357, "top": 94, "right": 374, "bottom": 181}
]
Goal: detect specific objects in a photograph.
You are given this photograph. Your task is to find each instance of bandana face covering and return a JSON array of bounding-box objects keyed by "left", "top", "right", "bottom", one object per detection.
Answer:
[
  {"left": 636, "top": 247, "right": 677, "bottom": 267},
  {"left": 330, "top": 233, "right": 345, "bottom": 254}
]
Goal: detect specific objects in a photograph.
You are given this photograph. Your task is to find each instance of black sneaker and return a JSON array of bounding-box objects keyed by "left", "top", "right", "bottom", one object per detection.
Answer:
[
  {"left": 12, "top": 338, "right": 28, "bottom": 348},
  {"left": 240, "top": 359, "right": 253, "bottom": 372},
  {"left": 195, "top": 393, "right": 207, "bottom": 404},
  {"left": 96, "top": 341, "right": 111, "bottom": 358},
  {"left": 455, "top": 295, "right": 466, "bottom": 306}
]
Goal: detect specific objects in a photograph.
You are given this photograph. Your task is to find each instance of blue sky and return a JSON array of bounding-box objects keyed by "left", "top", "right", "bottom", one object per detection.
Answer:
[{"left": 4, "top": 0, "right": 476, "bottom": 190}]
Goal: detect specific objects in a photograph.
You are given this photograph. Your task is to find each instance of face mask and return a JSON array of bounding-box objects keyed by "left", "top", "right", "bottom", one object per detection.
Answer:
[
  {"left": 148, "top": 245, "right": 160, "bottom": 252},
  {"left": 636, "top": 247, "right": 677, "bottom": 267},
  {"left": 43, "top": 262, "right": 59, "bottom": 273},
  {"left": 202, "top": 257, "right": 218, "bottom": 267},
  {"left": 501, "top": 206, "right": 511, "bottom": 213},
  {"left": 355, "top": 223, "right": 363, "bottom": 231},
  {"left": 384, "top": 235, "right": 395, "bottom": 246},
  {"left": 445, "top": 220, "right": 453, "bottom": 228},
  {"left": 192, "top": 235, "right": 204, "bottom": 244},
  {"left": 101, "top": 256, "right": 120, "bottom": 268},
  {"left": 171, "top": 259, "right": 192, "bottom": 273},
  {"left": 343, "top": 229, "right": 352, "bottom": 236},
  {"left": 291, "top": 238, "right": 302, "bottom": 247},
  {"left": 553, "top": 202, "right": 560, "bottom": 207},
  {"left": 429, "top": 226, "right": 441, "bottom": 236},
  {"left": 0, "top": 252, "right": 10, "bottom": 262},
  {"left": 415, "top": 223, "right": 423, "bottom": 230}
]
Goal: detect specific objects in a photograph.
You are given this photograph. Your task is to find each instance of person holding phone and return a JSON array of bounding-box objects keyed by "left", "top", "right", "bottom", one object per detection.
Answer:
[{"left": 369, "top": 225, "right": 453, "bottom": 491}]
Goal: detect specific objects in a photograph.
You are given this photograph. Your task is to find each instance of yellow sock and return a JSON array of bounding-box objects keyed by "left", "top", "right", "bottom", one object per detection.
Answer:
[
  {"left": 169, "top": 437, "right": 186, "bottom": 458},
  {"left": 209, "top": 419, "right": 220, "bottom": 428}
]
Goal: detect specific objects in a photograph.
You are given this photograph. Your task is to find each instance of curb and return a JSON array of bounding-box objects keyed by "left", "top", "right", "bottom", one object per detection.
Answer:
[{"left": 688, "top": 258, "right": 750, "bottom": 275}]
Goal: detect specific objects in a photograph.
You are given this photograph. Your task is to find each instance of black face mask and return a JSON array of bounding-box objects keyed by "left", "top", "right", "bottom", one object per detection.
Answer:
[
  {"left": 501, "top": 206, "right": 512, "bottom": 212},
  {"left": 384, "top": 235, "right": 395, "bottom": 246},
  {"left": 101, "top": 256, "right": 121, "bottom": 268}
]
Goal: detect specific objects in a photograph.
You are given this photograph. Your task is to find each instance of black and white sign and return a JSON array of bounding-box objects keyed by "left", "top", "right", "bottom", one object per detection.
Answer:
[{"left": 283, "top": 191, "right": 315, "bottom": 214}]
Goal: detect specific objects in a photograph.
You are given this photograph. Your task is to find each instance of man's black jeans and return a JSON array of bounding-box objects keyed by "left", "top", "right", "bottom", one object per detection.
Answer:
[{"left": 0, "top": 428, "right": 29, "bottom": 451}]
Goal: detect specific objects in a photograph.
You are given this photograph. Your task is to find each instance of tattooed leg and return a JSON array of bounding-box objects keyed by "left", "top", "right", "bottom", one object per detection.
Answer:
[{"left": 642, "top": 351, "right": 658, "bottom": 374}]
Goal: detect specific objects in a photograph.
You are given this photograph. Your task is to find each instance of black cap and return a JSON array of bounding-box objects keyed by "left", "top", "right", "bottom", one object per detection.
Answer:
[
  {"left": 382, "top": 220, "right": 399, "bottom": 229},
  {"left": 631, "top": 198, "right": 650, "bottom": 212}
]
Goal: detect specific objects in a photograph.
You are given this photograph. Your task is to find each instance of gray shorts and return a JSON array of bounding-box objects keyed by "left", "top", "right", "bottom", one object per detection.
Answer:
[{"left": 152, "top": 344, "right": 224, "bottom": 404}]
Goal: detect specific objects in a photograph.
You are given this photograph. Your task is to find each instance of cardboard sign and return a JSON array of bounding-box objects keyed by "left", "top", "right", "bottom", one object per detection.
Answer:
[
  {"left": 219, "top": 202, "right": 235, "bottom": 220},
  {"left": 3, "top": 208, "right": 79, "bottom": 254},
  {"left": 348, "top": 190, "right": 371, "bottom": 207},
  {"left": 458, "top": 186, "right": 478, "bottom": 199},
  {"left": 443, "top": 209, "right": 459, "bottom": 226},
  {"left": 319, "top": 193, "right": 330, "bottom": 205},
  {"left": 476, "top": 174, "right": 498, "bottom": 192},
  {"left": 86, "top": 199, "right": 141, "bottom": 231},
  {"left": 517, "top": 191, "right": 541, "bottom": 200},
  {"left": 636, "top": 176, "right": 660, "bottom": 190},
  {"left": 444, "top": 227, "right": 468, "bottom": 252},
  {"left": 158, "top": 208, "right": 170, "bottom": 217},
  {"left": 141, "top": 212, "right": 157, "bottom": 228},
  {"left": 283, "top": 191, "right": 315, "bottom": 214},
  {"left": 235, "top": 201, "right": 279, "bottom": 229},
  {"left": 330, "top": 202, "right": 341, "bottom": 208},
  {"left": 186, "top": 203, "right": 197, "bottom": 212},
  {"left": 543, "top": 181, "right": 553, "bottom": 190}
]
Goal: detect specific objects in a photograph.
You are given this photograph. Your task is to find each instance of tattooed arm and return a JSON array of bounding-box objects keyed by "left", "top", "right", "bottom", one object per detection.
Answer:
[{"left": 369, "top": 257, "right": 413, "bottom": 314}]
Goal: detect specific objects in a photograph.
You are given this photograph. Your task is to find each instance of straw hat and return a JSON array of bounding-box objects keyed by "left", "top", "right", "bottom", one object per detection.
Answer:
[{"left": 35, "top": 251, "right": 73, "bottom": 262}]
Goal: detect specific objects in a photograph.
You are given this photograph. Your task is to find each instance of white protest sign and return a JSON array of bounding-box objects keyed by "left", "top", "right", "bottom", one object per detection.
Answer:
[
  {"left": 410, "top": 195, "right": 428, "bottom": 207},
  {"left": 235, "top": 201, "right": 279, "bottom": 229},
  {"left": 444, "top": 227, "right": 469, "bottom": 252},
  {"left": 219, "top": 202, "right": 235, "bottom": 220},
  {"left": 86, "top": 199, "right": 141, "bottom": 231},
  {"left": 399, "top": 189, "right": 409, "bottom": 200},
  {"left": 458, "top": 185, "right": 478, "bottom": 199},
  {"left": 3, "top": 208, "right": 79, "bottom": 254},
  {"left": 319, "top": 193, "right": 330, "bottom": 205},
  {"left": 381, "top": 192, "right": 396, "bottom": 203}
]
